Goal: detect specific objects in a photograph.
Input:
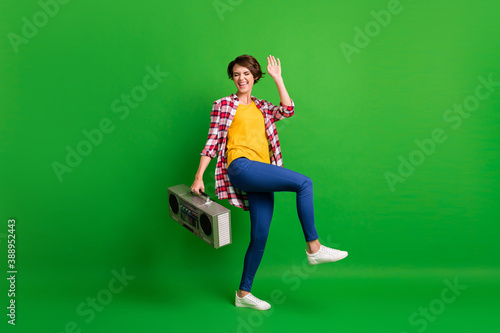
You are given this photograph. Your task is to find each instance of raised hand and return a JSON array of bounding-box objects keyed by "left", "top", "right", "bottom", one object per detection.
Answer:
[{"left": 267, "top": 55, "right": 282, "bottom": 81}]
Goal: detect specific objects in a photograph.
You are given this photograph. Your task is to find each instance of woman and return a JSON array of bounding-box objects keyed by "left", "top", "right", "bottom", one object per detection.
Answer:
[{"left": 191, "top": 55, "right": 348, "bottom": 310}]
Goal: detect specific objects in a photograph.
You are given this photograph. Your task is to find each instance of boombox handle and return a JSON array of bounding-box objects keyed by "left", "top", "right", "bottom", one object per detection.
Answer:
[{"left": 191, "top": 190, "right": 211, "bottom": 204}]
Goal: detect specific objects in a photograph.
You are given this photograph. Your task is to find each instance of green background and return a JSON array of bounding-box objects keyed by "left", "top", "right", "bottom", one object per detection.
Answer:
[{"left": 1, "top": 0, "right": 499, "bottom": 332}]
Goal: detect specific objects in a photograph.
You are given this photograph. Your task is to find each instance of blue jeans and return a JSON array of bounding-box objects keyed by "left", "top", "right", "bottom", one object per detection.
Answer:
[{"left": 227, "top": 157, "right": 319, "bottom": 292}]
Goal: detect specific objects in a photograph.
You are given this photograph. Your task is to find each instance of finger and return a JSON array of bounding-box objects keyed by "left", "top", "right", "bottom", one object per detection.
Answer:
[
  {"left": 277, "top": 58, "right": 281, "bottom": 68},
  {"left": 267, "top": 55, "right": 271, "bottom": 66}
]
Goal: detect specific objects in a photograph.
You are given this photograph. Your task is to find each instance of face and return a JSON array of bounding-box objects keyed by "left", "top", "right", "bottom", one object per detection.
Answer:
[{"left": 232, "top": 64, "right": 255, "bottom": 95}]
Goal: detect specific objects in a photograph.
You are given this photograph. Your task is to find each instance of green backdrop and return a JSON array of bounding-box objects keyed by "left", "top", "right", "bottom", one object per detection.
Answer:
[{"left": 1, "top": 0, "right": 499, "bottom": 332}]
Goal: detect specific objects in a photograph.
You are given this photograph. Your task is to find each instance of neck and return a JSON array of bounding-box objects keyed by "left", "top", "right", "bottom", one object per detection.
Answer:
[{"left": 236, "top": 91, "right": 252, "bottom": 105}]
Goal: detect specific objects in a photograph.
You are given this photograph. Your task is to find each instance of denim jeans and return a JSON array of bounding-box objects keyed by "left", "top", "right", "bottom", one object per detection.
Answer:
[{"left": 227, "top": 157, "right": 319, "bottom": 292}]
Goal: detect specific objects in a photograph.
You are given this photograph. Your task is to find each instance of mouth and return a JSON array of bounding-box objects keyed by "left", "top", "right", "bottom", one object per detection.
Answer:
[{"left": 238, "top": 81, "right": 248, "bottom": 89}]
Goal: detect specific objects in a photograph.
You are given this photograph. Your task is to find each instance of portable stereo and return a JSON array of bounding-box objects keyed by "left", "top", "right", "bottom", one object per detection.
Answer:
[{"left": 168, "top": 184, "right": 231, "bottom": 249}]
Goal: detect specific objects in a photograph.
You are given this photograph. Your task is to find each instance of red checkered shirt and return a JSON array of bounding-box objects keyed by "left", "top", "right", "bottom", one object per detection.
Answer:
[{"left": 201, "top": 93, "right": 295, "bottom": 210}]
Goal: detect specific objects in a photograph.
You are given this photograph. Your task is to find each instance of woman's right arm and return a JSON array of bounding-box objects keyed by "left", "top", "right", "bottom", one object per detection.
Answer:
[
  {"left": 191, "top": 101, "right": 220, "bottom": 195},
  {"left": 191, "top": 155, "right": 211, "bottom": 194}
]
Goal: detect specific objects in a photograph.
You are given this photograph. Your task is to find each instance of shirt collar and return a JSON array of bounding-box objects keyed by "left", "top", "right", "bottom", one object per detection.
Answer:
[{"left": 231, "top": 93, "right": 261, "bottom": 105}]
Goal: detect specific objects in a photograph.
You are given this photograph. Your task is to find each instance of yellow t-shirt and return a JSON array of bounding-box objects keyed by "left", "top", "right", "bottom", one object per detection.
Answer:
[{"left": 226, "top": 101, "right": 270, "bottom": 167}]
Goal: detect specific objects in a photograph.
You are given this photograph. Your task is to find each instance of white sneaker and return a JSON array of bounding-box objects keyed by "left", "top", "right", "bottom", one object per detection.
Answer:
[
  {"left": 306, "top": 245, "right": 348, "bottom": 265},
  {"left": 235, "top": 292, "right": 271, "bottom": 310}
]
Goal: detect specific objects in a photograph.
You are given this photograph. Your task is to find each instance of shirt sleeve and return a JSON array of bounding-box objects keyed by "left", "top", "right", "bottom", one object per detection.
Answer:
[
  {"left": 200, "top": 101, "right": 220, "bottom": 159},
  {"left": 266, "top": 99, "right": 295, "bottom": 121}
]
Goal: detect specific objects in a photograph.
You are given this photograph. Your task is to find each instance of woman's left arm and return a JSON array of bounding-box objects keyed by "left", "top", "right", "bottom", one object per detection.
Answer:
[{"left": 267, "top": 55, "right": 292, "bottom": 106}]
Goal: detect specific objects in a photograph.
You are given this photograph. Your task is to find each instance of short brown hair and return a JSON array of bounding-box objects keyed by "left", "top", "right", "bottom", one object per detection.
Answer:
[{"left": 227, "top": 55, "right": 265, "bottom": 84}]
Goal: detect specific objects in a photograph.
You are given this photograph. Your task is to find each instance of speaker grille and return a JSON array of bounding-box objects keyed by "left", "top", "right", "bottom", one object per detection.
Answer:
[
  {"left": 169, "top": 193, "right": 179, "bottom": 215},
  {"left": 200, "top": 213, "right": 212, "bottom": 236},
  {"left": 218, "top": 213, "right": 230, "bottom": 247}
]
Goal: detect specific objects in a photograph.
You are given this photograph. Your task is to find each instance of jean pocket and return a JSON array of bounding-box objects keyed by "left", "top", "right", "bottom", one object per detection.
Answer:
[{"left": 228, "top": 158, "right": 247, "bottom": 177}]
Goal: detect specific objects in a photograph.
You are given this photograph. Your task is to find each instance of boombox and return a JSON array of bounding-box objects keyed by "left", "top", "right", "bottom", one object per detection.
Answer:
[{"left": 168, "top": 184, "right": 231, "bottom": 249}]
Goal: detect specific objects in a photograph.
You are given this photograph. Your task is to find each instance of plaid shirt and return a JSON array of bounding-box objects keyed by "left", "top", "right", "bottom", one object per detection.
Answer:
[{"left": 201, "top": 93, "right": 295, "bottom": 210}]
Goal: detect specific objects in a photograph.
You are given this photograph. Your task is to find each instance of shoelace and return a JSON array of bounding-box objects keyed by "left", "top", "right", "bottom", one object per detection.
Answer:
[
  {"left": 245, "top": 294, "right": 264, "bottom": 304},
  {"left": 320, "top": 246, "right": 343, "bottom": 256}
]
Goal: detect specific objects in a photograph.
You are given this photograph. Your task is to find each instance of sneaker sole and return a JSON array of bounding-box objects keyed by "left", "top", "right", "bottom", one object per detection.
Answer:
[{"left": 235, "top": 302, "right": 271, "bottom": 311}]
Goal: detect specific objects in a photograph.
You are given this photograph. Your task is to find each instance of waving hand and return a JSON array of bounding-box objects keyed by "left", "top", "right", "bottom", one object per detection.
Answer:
[{"left": 267, "top": 55, "right": 282, "bottom": 80}]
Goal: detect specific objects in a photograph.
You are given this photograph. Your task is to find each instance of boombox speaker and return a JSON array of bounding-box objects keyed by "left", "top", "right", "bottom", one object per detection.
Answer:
[{"left": 168, "top": 184, "right": 231, "bottom": 249}]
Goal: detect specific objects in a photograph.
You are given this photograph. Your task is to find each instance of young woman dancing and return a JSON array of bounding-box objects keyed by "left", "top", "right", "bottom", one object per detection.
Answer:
[{"left": 191, "top": 54, "right": 348, "bottom": 310}]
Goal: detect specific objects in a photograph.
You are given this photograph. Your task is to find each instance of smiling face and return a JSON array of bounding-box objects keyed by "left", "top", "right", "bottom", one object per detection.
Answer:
[{"left": 231, "top": 64, "right": 255, "bottom": 96}]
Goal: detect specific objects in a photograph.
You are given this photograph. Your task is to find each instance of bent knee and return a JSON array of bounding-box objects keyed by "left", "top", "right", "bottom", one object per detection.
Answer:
[{"left": 300, "top": 176, "right": 313, "bottom": 190}]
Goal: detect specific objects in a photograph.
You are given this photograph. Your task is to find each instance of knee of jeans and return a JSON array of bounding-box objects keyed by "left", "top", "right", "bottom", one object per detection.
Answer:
[
  {"left": 249, "top": 235, "right": 268, "bottom": 249},
  {"left": 300, "top": 176, "right": 313, "bottom": 191}
]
